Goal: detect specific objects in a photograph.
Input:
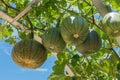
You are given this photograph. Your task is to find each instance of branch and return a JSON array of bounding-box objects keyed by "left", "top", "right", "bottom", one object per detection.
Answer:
[
  {"left": 107, "top": 36, "right": 120, "bottom": 60},
  {"left": 91, "top": 7, "right": 94, "bottom": 24},
  {"left": 26, "top": 16, "right": 34, "bottom": 39}
]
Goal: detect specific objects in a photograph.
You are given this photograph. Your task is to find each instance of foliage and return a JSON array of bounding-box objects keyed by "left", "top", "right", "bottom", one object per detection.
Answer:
[{"left": 0, "top": 0, "right": 120, "bottom": 79}]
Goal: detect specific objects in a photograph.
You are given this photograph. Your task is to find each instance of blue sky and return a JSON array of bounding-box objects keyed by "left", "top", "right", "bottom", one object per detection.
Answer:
[{"left": 0, "top": 40, "right": 56, "bottom": 80}]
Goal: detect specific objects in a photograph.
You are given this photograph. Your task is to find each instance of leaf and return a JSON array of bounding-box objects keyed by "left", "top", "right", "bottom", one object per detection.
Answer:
[
  {"left": 5, "top": 36, "right": 16, "bottom": 44},
  {"left": 105, "top": 0, "right": 120, "bottom": 10},
  {"left": 48, "top": 74, "right": 72, "bottom": 80},
  {"left": 18, "top": 31, "right": 31, "bottom": 40},
  {"left": 0, "top": 24, "right": 13, "bottom": 39},
  {"left": 52, "top": 60, "right": 65, "bottom": 74},
  {"left": 51, "top": 53, "right": 69, "bottom": 75}
]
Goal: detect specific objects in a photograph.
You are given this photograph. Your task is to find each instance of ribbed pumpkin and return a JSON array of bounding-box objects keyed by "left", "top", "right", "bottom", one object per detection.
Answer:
[
  {"left": 102, "top": 12, "right": 120, "bottom": 37},
  {"left": 60, "top": 15, "right": 89, "bottom": 45},
  {"left": 42, "top": 28, "right": 66, "bottom": 53},
  {"left": 12, "top": 39, "right": 47, "bottom": 69},
  {"left": 76, "top": 30, "right": 102, "bottom": 54}
]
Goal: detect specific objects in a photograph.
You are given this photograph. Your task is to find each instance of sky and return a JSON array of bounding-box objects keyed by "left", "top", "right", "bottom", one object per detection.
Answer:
[{"left": 0, "top": 40, "right": 56, "bottom": 80}]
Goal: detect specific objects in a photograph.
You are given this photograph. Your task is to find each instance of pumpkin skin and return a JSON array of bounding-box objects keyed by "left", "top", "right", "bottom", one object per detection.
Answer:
[
  {"left": 102, "top": 12, "right": 120, "bottom": 37},
  {"left": 76, "top": 30, "right": 102, "bottom": 54},
  {"left": 60, "top": 15, "right": 89, "bottom": 45},
  {"left": 42, "top": 28, "right": 66, "bottom": 53},
  {"left": 12, "top": 39, "right": 47, "bottom": 69}
]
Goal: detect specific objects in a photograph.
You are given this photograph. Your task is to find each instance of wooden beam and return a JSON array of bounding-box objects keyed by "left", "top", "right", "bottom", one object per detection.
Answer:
[
  {"left": 116, "top": 37, "right": 120, "bottom": 46},
  {"left": 0, "top": 11, "right": 25, "bottom": 30},
  {"left": 12, "top": 0, "right": 41, "bottom": 22}
]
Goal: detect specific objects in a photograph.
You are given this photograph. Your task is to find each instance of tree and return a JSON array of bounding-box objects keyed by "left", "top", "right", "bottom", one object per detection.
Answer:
[{"left": 0, "top": 0, "right": 120, "bottom": 79}]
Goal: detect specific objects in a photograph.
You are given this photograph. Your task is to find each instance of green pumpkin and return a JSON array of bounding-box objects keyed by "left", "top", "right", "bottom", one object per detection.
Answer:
[
  {"left": 60, "top": 15, "right": 89, "bottom": 45},
  {"left": 76, "top": 30, "right": 102, "bottom": 54},
  {"left": 102, "top": 12, "right": 120, "bottom": 37},
  {"left": 42, "top": 28, "right": 66, "bottom": 53},
  {"left": 12, "top": 39, "right": 47, "bottom": 69}
]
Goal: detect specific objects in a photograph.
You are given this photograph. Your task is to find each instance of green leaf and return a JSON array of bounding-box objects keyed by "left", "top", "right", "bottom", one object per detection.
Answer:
[
  {"left": 5, "top": 36, "right": 16, "bottom": 44},
  {"left": 0, "top": 24, "right": 13, "bottom": 39},
  {"left": 18, "top": 31, "right": 31, "bottom": 40},
  {"left": 48, "top": 74, "right": 72, "bottom": 80}
]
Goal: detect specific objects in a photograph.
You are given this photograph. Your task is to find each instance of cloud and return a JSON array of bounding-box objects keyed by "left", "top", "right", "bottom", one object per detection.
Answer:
[
  {"left": 21, "top": 68, "right": 48, "bottom": 72},
  {"left": 0, "top": 46, "right": 12, "bottom": 56},
  {"left": 34, "top": 68, "right": 48, "bottom": 72},
  {"left": 3, "top": 49, "right": 11, "bottom": 56}
]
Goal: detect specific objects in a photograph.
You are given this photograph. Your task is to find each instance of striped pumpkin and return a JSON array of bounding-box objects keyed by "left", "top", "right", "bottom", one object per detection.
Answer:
[
  {"left": 60, "top": 15, "right": 89, "bottom": 45},
  {"left": 42, "top": 28, "right": 66, "bottom": 53},
  {"left": 76, "top": 30, "right": 102, "bottom": 54},
  {"left": 102, "top": 12, "right": 120, "bottom": 37},
  {"left": 12, "top": 39, "right": 47, "bottom": 69}
]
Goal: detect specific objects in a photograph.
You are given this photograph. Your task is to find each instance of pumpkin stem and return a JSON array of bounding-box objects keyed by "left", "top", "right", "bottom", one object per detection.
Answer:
[
  {"left": 73, "top": 33, "right": 79, "bottom": 38},
  {"left": 49, "top": 46, "right": 54, "bottom": 50},
  {"left": 114, "top": 30, "right": 119, "bottom": 34},
  {"left": 88, "top": 50, "right": 92, "bottom": 53}
]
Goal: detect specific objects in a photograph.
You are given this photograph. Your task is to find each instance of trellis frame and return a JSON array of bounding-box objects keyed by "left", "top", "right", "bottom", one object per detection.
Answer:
[{"left": 0, "top": 0, "right": 120, "bottom": 78}]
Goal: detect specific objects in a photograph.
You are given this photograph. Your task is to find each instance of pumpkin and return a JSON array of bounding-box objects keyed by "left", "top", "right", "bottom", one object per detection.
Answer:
[
  {"left": 42, "top": 28, "right": 66, "bottom": 53},
  {"left": 102, "top": 12, "right": 120, "bottom": 37},
  {"left": 76, "top": 30, "right": 102, "bottom": 54},
  {"left": 12, "top": 39, "right": 47, "bottom": 69},
  {"left": 60, "top": 15, "right": 89, "bottom": 45}
]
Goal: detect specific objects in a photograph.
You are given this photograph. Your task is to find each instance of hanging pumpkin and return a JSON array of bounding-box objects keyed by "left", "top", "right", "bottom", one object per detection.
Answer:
[
  {"left": 12, "top": 39, "right": 47, "bottom": 69},
  {"left": 76, "top": 30, "right": 102, "bottom": 54},
  {"left": 60, "top": 15, "right": 89, "bottom": 45},
  {"left": 42, "top": 28, "right": 66, "bottom": 53},
  {"left": 102, "top": 12, "right": 120, "bottom": 37}
]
